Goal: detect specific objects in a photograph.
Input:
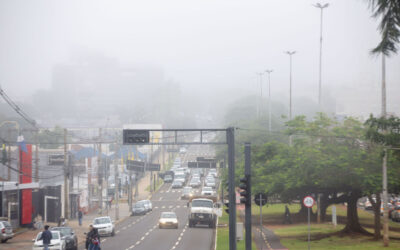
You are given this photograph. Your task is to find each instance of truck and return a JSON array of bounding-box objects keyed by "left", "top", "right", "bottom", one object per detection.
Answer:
[{"left": 188, "top": 197, "right": 218, "bottom": 228}]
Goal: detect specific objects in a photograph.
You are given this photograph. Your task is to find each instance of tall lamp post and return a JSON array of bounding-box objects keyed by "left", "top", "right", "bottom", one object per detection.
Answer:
[
  {"left": 285, "top": 51, "right": 296, "bottom": 120},
  {"left": 313, "top": 2, "right": 329, "bottom": 109},
  {"left": 265, "top": 70, "right": 273, "bottom": 133},
  {"left": 256, "top": 72, "right": 264, "bottom": 119}
]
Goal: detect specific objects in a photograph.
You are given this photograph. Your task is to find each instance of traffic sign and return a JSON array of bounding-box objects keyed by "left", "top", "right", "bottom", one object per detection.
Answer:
[
  {"left": 127, "top": 160, "right": 145, "bottom": 172},
  {"left": 254, "top": 193, "right": 268, "bottom": 206},
  {"left": 123, "top": 130, "right": 150, "bottom": 144},
  {"left": 187, "top": 161, "right": 217, "bottom": 168},
  {"left": 303, "top": 196, "right": 315, "bottom": 208},
  {"left": 147, "top": 163, "right": 161, "bottom": 171}
]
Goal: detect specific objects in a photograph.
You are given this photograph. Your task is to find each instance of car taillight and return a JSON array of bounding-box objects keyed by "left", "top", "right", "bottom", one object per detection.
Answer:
[{"left": 1, "top": 228, "right": 5, "bottom": 233}]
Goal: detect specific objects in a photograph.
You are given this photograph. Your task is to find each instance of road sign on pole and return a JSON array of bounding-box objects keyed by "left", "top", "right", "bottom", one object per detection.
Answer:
[
  {"left": 126, "top": 160, "right": 145, "bottom": 172},
  {"left": 147, "top": 163, "right": 161, "bottom": 171},
  {"left": 303, "top": 196, "right": 315, "bottom": 250}
]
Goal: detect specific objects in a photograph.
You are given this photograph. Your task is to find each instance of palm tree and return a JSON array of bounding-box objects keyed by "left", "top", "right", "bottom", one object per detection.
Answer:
[
  {"left": 367, "top": 0, "right": 400, "bottom": 56},
  {"left": 366, "top": 0, "right": 400, "bottom": 246}
]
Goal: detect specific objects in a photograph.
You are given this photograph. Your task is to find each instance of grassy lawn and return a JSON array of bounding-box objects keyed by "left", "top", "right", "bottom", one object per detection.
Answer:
[
  {"left": 257, "top": 203, "right": 400, "bottom": 249},
  {"left": 216, "top": 209, "right": 257, "bottom": 250}
]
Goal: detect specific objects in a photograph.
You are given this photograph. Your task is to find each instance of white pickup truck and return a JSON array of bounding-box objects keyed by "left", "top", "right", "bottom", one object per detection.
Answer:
[{"left": 188, "top": 198, "right": 217, "bottom": 228}]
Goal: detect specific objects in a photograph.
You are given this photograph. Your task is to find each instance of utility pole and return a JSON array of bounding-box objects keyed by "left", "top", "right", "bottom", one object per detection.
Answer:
[
  {"left": 244, "top": 143, "right": 252, "bottom": 250},
  {"left": 98, "top": 128, "right": 103, "bottom": 215},
  {"left": 313, "top": 2, "right": 329, "bottom": 109},
  {"left": 129, "top": 171, "right": 133, "bottom": 212},
  {"left": 7, "top": 128, "right": 11, "bottom": 180},
  {"left": 64, "top": 128, "right": 69, "bottom": 219},
  {"left": 227, "top": 127, "right": 236, "bottom": 250},
  {"left": 114, "top": 146, "right": 119, "bottom": 221},
  {"left": 265, "top": 70, "right": 273, "bottom": 133},
  {"left": 381, "top": 54, "right": 389, "bottom": 247},
  {"left": 35, "top": 131, "right": 39, "bottom": 182}
]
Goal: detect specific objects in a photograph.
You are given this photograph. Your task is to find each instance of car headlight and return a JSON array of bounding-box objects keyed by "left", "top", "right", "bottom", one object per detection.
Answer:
[{"left": 159, "top": 219, "right": 166, "bottom": 224}]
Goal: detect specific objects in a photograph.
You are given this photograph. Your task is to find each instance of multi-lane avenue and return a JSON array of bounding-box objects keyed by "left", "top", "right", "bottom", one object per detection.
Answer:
[{"left": 79, "top": 144, "right": 217, "bottom": 250}]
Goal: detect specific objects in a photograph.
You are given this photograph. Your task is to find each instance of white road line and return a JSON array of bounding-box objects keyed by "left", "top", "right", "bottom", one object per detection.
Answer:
[
  {"left": 116, "top": 230, "right": 120, "bottom": 233},
  {"left": 155, "top": 206, "right": 159, "bottom": 209},
  {"left": 159, "top": 197, "right": 163, "bottom": 201},
  {"left": 162, "top": 205, "right": 166, "bottom": 208},
  {"left": 141, "top": 236, "right": 145, "bottom": 241},
  {"left": 122, "top": 226, "right": 127, "bottom": 230}
]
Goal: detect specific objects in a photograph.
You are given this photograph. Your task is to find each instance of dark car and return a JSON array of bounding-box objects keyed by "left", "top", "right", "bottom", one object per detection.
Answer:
[
  {"left": 51, "top": 227, "right": 78, "bottom": 250},
  {"left": 132, "top": 202, "right": 147, "bottom": 216},
  {"left": 164, "top": 175, "right": 173, "bottom": 183}
]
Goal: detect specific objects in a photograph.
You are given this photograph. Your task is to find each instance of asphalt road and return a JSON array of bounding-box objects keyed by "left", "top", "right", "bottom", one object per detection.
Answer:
[{"left": 80, "top": 145, "right": 217, "bottom": 250}]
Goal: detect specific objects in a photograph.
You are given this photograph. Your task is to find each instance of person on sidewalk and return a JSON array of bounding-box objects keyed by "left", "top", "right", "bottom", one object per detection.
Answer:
[
  {"left": 39, "top": 225, "right": 52, "bottom": 250},
  {"left": 78, "top": 210, "right": 83, "bottom": 226},
  {"left": 283, "top": 205, "right": 292, "bottom": 224},
  {"left": 85, "top": 225, "right": 101, "bottom": 250}
]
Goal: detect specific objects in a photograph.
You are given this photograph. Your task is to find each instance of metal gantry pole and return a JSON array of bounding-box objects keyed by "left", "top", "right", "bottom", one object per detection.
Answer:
[
  {"left": 64, "top": 128, "right": 69, "bottom": 219},
  {"left": 244, "top": 143, "right": 252, "bottom": 250},
  {"left": 227, "top": 127, "right": 236, "bottom": 250}
]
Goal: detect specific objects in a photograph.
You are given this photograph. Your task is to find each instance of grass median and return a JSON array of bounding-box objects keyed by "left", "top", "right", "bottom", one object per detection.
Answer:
[
  {"left": 256, "top": 203, "right": 400, "bottom": 249},
  {"left": 216, "top": 209, "right": 257, "bottom": 250}
]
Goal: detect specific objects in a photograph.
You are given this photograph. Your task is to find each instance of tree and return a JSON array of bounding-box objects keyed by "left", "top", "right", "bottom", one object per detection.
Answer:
[{"left": 367, "top": 0, "right": 400, "bottom": 55}]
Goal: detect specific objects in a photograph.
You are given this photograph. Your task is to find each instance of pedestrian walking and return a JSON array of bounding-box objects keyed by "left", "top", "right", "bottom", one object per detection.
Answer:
[
  {"left": 78, "top": 210, "right": 83, "bottom": 226},
  {"left": 283, "top": 205, "right": 292, "bottom": 224},
  {"left": 38, "top": 225, "right": 52, "bottom": 250},
  {"left": 85, "top": 225, "right": 101, "bottom": 250}
]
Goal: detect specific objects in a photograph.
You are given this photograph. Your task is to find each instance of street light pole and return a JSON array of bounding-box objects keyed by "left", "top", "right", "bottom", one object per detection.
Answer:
[
  {"left": 257, "top": 72, "right": 264, "bottom": 119},
  {"left": 285, "top": 51, "right": 296, "bottom": 120},
  {"left": 313, "top": 2, "right": 329, "bottom": 109},
  {"left": 265, "top": 70, "right": 273, "bottom": 133}
]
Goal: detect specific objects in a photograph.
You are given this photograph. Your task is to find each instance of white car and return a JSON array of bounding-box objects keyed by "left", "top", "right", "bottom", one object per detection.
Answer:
[
  {"left": 32, "top": 231, "right": 65, "bottom": 250},
  {"left": 93, "top": 216, "right": 115, "bottom": 236},
  {"left": 201, "top": 187, "right": 215, "bottom": 196},
  {"left": 159, "top": 212, "right": 178, "bottom": 229}
]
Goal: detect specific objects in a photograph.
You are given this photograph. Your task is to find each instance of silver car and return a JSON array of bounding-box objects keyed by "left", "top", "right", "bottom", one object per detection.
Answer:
[{"left": 0, "top": 220, "right": 13, "bottom": 243}]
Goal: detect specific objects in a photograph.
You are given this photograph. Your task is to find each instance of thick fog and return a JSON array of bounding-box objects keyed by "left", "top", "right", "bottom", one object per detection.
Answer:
[{"left": 0, "top": 0, "right": 399, "bottom": 127}]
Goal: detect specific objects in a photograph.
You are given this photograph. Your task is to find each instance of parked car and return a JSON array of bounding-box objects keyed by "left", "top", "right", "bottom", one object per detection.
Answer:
[
  {"left": 159, "top": 212, "right": 178, "bottom": 229},
  {"left": 172, "top": 180, "right": 183, "bottom": 189},
  {"left": 0, "top": 220, "right": 13, "bottom": 243},
  {"left": 164, "top": 175, "right": 173, "bottom": 183},
  {"left": 32, "top": 231, "right": 65, "bottom": 250},
  {"left": 51, "top": 227, "right": 77, "bottom": 250},
  {"left": 132, "top": 202, "right": 147, "bottom": 216},
  {"left": 182, "top": 187, "right": 194, "bottom": 199},
  {"left": 92, "top": 216, "right": 115, "bottom": 236}
]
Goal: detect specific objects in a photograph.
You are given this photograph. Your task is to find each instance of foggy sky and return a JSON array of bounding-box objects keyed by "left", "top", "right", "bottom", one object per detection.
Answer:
[{"left": 0, "top": 0, "right": 399, "bottom": 117}]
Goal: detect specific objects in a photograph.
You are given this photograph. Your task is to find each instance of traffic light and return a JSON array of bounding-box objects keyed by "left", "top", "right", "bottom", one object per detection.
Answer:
[
  {"left": 239, "top": 176, "right": 250, "bottom": 205},
  {"left": 224, "top": 200, "right": 230, "bottom": 214}
]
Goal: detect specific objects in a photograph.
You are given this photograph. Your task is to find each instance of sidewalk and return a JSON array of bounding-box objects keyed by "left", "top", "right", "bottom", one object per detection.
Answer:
[{"left": 237, "top": 205, "right": 287, "bottom": 250}]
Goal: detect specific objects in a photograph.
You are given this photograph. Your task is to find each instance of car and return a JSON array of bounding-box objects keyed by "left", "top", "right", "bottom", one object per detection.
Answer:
[
  {"left": 208, "top": 169, "right": 217, "bottom": 177},
  {"left": 92, "top": 216, "right": 115, "bottom": 236},
  {"left": 51, "top": 227, "right": 78, "bottom": 250},
  {"left": 205, "top": 180, "right": 216, "bottom": 188},
  {"left": 201, "top": 187, "right": 215, "bottom": 196},
  {"left": 172, "top": 180, "right": 183, "bottom": 188},
  {"left": 132, "top": 202, "right": 147, "bottom": 216},
  {"left": 164, "top": 175, "right": 173, "bottom": 183},
  {"left": 32, "top": 230, "right": 66, "bottom": 250},
  {"left": 143, "top": 200, "right": 153, "bottom": 211},
  {"left": 182, "top": 187, "right": 194, "bottom": 199},
  {"left": 0, "top": 220, "right": 13, "bottom": 243},
  {"left": 159, "top": 212, "right": 178, "bottom": 229},
  {"left": 189, "top": 179, "right": 201, "bottom": 188},
  {"left": 179, "top": 147, "right": 187, "bottom": 154}
]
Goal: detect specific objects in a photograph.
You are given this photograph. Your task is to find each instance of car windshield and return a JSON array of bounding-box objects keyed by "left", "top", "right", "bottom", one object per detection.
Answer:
[
  {"left": 94, "top": 218, "right": 111, "bottom": 224},
  {"left": 161, "top": 213, "right": 177, "bottom": 218},
  {"left": 203, "top": 187, "right": 212, "bottom": 191},
  {"left": 134, "top": 203, "right": 144, "bottom": 208},
  {"left": 52, "top": 227, "right": 73, "bottom": 236},
  {"left": 192, "top": 200, "right": 213, "bottom": 208},
  {"left": 36, "top": 231, "right": 60, "bottom": 240}
]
